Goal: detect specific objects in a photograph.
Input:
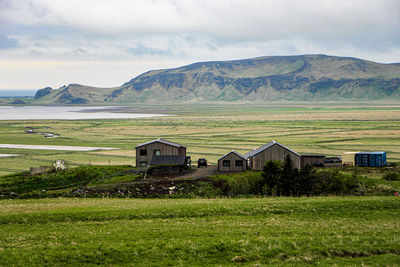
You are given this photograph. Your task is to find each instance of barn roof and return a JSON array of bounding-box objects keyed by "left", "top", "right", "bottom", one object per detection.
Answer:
[
  {"left": 244, "top": 140, "right": 300, "bottom": 158},
  {"left": 218, "top": 150, "right": 247, "bottom": 161},
  {"left": 136, "top": 138, "right": 185, "bottom": 148},
  {"left": 150, "top": 155, "right": 187, "bottom": 166}
]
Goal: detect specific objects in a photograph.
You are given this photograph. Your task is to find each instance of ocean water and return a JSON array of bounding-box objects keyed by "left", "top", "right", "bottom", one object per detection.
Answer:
[
  {"left": 0, "top": 90, "right": 36, "bottom": 97},
  {"left": 0, "top": 106, "right": 168, "bottom": 120}
]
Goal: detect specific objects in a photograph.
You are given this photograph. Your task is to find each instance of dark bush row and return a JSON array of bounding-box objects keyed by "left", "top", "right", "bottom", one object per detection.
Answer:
[{"left": 261, "top": 155, "right": 359, "bottom": 196}]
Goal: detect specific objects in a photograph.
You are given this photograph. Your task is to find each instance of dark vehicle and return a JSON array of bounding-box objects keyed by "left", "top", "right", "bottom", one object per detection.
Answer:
[{"left": 198, "top": 158, "right": 207, "bottom": 168}]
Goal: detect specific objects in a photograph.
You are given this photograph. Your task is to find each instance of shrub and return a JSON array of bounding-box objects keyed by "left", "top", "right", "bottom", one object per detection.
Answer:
[
  {"left": 212, "top": 172, "right": 262, "bottom": 196},
  {"left": 383, "top": 171, "right": 400, "bottom": 181},
  {"left": 261, "top": 156, "right": 360, "bottom": 196}
]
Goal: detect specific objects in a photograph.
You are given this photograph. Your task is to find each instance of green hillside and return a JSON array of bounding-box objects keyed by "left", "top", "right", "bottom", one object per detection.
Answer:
[{"left": 34, "top": 55, "right": 400, "bottom": 104}]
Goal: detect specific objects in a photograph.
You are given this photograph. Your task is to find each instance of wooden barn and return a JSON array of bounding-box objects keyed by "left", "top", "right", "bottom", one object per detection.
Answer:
[
  {"left": 218, "top": 151, "right": 247, "bottom": 172},
  {"left": 300, "top": 155, "right": 326, "bottom": 168},
  {"left": 244, "top": 140, "right": 301, "bottom": 170},
  {"left": 135, "top": 138, "right": 186, "bottom": 167}
]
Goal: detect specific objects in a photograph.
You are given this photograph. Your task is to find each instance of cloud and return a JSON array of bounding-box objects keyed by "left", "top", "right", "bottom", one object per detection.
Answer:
[
  {"left": 0, "top": 33, "right": 20, "bottom": 49},
  {"left": 126, "top": 44, "right": 173, "bottom": 57},
  {"left": 1, "top": 0, "right": 400, "bottom": 88},
  {"left": 2, "top": 0, "right": 399, "bottom": 41}
]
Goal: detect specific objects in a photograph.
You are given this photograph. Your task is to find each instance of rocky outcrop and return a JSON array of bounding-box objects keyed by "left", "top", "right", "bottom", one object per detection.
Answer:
[{"left": 34, "top": 87, "right": 53, "bottom": 99}]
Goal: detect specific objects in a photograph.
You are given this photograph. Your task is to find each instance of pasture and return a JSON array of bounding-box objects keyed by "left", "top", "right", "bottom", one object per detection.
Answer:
[
  {"left": 0, "top": 197, "right": 399, "bottom": 266},
  {"left": 0, "top": 103, "right": 400, "bottom": 176}
]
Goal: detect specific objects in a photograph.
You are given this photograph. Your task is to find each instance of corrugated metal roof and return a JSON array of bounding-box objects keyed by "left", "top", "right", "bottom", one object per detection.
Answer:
[
  {"left": 218, "top": 150, "right": 247, "bottom": 161},
  {"left": 150, "top": 155, "right": 186, "bottom": 166},
  {"left": 135, "top": 138, "right": 185, "bottom": 148},
  {"left": 244, "top": 140, "right": 300, "bottom": 158}
]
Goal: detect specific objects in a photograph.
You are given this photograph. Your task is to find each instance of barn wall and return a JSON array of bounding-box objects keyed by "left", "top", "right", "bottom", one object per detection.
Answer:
[
  {"left": 251, "top": 144, "right": 301, "bottom": 170},
  {"left": 136, "top": 142, "right": 186, "bottom": 167},
  {"left": 218, "top": 153, "right": 247, "bottom": 172},
  {"left": 301, "top": 156, "right": 325, "bottom": 168}
]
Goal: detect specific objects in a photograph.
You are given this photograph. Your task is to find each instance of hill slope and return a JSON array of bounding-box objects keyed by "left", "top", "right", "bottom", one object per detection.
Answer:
[{"left": 34, "top": 55, "right": 400, "bottom": 103}]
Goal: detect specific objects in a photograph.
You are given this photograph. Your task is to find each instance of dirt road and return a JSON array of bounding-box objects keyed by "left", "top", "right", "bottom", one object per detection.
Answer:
[{"left": 173, "top": 165, "right": 218, "bottom": 179}]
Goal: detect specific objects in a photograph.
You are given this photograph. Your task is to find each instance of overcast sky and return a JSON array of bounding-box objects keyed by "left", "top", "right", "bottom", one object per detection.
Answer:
[{"left": 1, "top": 0, "right": 399, "bottom": 89}]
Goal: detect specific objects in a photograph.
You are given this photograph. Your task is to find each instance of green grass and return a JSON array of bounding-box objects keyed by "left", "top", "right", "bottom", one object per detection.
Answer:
[
  {"left": 0, "top": 165, "right": 136, "bottom": 195},
  {"left": 0, "top": 197, "right": 399, "bottom": 266}
]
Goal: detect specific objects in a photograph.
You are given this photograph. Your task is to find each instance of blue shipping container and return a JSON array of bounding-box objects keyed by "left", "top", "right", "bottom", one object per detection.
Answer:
[
  {"left": 369, "top": 151, "right": 386, "bottom": 167},
  {"left": 355, "top": 152, "right": 370, "bottom": 167}
]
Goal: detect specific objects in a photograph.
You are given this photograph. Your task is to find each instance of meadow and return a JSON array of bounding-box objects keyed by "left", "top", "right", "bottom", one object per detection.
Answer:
[
  {"left": 1, "top": 103, "right": 400, "bottom": 266},
  {"left": 0, "top": 102, "right": 400, "bottom": 176},
  {"left": 0, "top": 197, "right": 399, "bottom": 266}
]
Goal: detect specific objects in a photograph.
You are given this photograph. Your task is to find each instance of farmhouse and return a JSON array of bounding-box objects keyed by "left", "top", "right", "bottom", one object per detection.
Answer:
[
  {"left": 135, "top": 138, "right": 186, "bottom": 167},
  {"left": 218, "top": 150, "right": 247, "bottom": 172},
  {"left": 244, "top": 140, "right": 301, "bottom": 170}
]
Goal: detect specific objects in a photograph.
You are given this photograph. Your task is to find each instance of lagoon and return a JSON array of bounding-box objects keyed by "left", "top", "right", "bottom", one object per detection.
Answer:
[{"left": 0, "top": 106, "right": 168, "bottom": 120}]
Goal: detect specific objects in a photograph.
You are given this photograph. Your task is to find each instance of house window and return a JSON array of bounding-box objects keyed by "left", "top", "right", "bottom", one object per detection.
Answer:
[
  {"left": 223, "top": 160, "right": 230, "bottom": 167},
  {"left": 235, "top": 160, "right": 243, "bottom": 166},
  {"left": 140, "top": 161, "right": 147, "bottom": 167},
  {"left": 140, "top": 149, "right": 147, "bottom": 156},
  {"left": 154, "top": 150, "right": 161, "bottom": 156}
]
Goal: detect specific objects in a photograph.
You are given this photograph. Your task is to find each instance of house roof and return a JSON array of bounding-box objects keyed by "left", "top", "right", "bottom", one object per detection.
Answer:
[
  {"left": 136, "top": 138, "right": 185, "bottom": 148},
  {"left": 218, "top": 150, "right": 247, "bottom": 161},
  {"left": 244, "top": 140, "right": 300, "bottom": 158},
  {"left": 150, "top": 155, "right": 187, "bottom": 166}
]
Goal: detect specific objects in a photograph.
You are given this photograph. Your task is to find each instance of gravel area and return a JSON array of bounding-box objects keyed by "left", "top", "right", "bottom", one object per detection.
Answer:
[
  {"left": 0, "top": 154, "right": 19, "bottom": 158},
  {"left": 0, "top": 144, "right": 118, "bottom": 151}
]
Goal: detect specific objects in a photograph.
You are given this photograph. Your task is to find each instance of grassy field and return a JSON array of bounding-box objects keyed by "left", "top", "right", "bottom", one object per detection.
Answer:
[
  {"left": 0, "top": 103, "right": 400, "bottom": 176},
  {"left": 1, "top": 103, "right": 400, "bottom": 266},
  {"left": 0, "top": 197, "right": 399, "bottom": 266}
]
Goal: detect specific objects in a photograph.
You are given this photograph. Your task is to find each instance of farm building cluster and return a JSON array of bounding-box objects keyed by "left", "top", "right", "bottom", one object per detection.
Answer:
[{"left": 135, "top": 138, "right": 387, "bottom": 172}]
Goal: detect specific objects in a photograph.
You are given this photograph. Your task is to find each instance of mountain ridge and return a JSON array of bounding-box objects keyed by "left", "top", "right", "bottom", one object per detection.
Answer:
[{"left": 34, "top": 54, "right": 400, "bottom": 104}]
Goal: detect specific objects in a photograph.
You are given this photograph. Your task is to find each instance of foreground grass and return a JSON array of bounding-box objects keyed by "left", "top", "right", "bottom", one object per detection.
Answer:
[{"left": 0, "top": 197, "right": 399, "bottom": 266}]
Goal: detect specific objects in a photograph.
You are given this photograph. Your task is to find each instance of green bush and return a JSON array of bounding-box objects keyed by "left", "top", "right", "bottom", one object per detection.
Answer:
[
  {"left": 383, "top": 171, "right": 400, "bottom": 181},
  {"left": 212, "top": 172, "right": 262, "bottom": 196},
  {"left": 261, "top": 156, "right": 360, "bottom": 196}
]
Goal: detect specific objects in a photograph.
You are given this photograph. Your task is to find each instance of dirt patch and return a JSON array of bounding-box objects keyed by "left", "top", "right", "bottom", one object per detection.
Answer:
[
  {"left": 0, "top": 144, "right": 118, "bottom": 151},
  {"left": 173, "top": 165, "right": 218, "bottom": 180}
]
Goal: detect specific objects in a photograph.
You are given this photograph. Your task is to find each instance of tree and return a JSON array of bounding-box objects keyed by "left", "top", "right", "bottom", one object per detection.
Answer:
[
  {"left": 280, "top": 155, "right": 297, "bottom": 195},
  {"left": 262, "top": 160, "right": 281, "bottom": 195},
  {"left": 297, "top": 165, "right": 316, "bottom": 195}
]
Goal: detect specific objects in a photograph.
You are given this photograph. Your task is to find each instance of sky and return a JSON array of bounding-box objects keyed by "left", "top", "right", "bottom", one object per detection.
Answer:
[{"left": 1, "top": 0, "right": 399, "bottom": 89}]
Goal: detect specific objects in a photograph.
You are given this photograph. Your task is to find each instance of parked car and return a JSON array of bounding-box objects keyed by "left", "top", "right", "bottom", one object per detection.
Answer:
[{"left": 197, "top": 158, "right": 207, "bottom": 168}]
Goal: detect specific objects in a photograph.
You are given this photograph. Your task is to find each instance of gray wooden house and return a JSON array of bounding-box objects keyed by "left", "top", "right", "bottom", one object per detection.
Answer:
[
  {"left": 244, "top": 140, "right": 301, "bottom": 170},
  {"left": 218, "top": 150, "right": 247, "bottom": 172},
  {"left": 135, "top": 138, "right": 186, "bottom": 167}
]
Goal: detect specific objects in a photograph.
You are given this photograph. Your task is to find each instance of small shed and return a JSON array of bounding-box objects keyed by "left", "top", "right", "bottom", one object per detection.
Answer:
[
  {"left": 355, "top": 151, "right": 386, "bottom": 167},
  {"left": 218, "top": 151, "right": 247, "bottom": 172},
  {"left": 355, "top": 152, "right": 370, "bottom": 167},
  {"left": 369, "top": 152, "right": 386, "bottom": 167},
  {"left": 324, "top": 157, "right": 342, "bottom": 167},
  {"left": 244, "top": 140, "right": 301, "bottom": 170},
  {"left": 135, "top": 138, "right": 186, "bottom": 167},
  {"left": 301, "top": 155, "right": 326, "bottom": 168},
  {"left": 342, "top": 152, "right": 359, "bottom": 166}
]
